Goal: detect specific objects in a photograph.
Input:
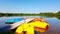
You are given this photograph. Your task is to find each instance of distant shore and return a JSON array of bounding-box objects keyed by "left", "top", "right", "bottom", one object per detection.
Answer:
[
  {"left": 0, "top": 11, "right": 60, "bottom": 20},
  {"left": 0, "top": 11, "right": 60, "bottom": 16}
]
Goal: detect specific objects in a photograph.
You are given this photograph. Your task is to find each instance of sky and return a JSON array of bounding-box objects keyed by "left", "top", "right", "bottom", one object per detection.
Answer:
[{"left": 0, "top": 0, "right": 60, "bottom": 13}]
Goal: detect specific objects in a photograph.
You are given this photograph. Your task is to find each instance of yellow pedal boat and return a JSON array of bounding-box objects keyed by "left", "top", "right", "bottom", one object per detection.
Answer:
[{"left": 15, "top": 18, "right": 49, "bottom": 34}]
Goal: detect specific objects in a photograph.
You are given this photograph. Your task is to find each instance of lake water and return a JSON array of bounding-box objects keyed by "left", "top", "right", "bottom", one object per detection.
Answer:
[{"left": 0, "top": 16, "right": 60, "bottom": 34}]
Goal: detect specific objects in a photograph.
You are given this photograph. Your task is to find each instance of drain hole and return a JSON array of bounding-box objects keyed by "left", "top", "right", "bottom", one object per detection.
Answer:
[{"left": 22, "top": 31, "right": 26, "bottom": 34}]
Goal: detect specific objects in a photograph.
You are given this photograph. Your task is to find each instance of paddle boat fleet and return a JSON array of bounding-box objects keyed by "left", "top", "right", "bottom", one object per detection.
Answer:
[{"left": 5, "top": 18, "right": 49, "bottom": 34}]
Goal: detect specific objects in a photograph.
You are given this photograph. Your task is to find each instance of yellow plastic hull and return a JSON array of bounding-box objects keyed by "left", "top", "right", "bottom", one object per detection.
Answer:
[{"left": 15, "top": 23, "right": 34, "bottom": 34}]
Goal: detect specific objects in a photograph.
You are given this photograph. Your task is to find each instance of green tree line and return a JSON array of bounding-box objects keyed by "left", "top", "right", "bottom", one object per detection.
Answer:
[
  {"left": 0, "top": 11, "right": 60, "bottom": 16},
  {"left": 39, "top": 11, "right": 60, "bottom": 20},
  {"left": 0, "top": 11, "right": 60, "bottom": 19},
  {"left": 0, "top": 13, "right": 39, "bottom": 16}
]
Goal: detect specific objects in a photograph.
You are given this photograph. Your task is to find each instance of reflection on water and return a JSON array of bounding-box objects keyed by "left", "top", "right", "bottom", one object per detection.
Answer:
[{"left": 0, "top": 16, "right": 60, "bottom": 34}]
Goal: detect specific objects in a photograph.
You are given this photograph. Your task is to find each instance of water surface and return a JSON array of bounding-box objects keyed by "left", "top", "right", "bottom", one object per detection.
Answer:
[{"left": 0, "top": 16, "right": 60, "bottom": 34}]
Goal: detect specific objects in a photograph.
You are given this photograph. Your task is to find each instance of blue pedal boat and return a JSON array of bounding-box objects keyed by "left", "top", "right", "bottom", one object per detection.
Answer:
[{"left": 5, "top": 18, "right": 24, "bottom": 24}]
